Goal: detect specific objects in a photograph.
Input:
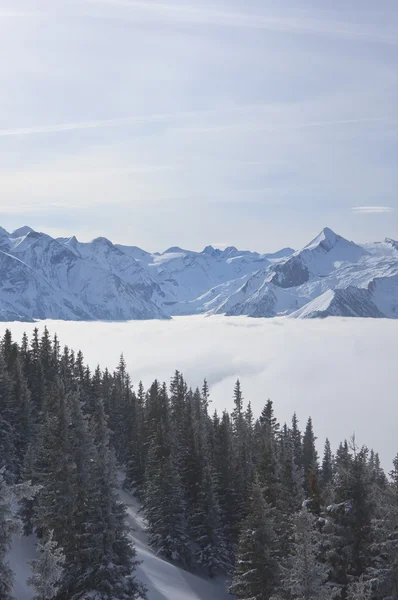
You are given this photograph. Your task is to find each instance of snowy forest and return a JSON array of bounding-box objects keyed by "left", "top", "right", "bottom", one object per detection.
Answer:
[{"left": 1, "top": 327, "right": 397, "bottom": 600}]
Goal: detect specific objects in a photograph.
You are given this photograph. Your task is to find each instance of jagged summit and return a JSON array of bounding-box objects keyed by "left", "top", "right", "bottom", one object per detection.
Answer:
[
  {"left": 303, "top": 227, "right": 343, "bottom": 252},
  {"left": 65, "top": 235, "right": 79, "bottom": 245},
  {"left": 202, "top": 245, "right": 219, "bottom": 256},
  {"left": 10, "top": 225, "right": 35, "bottom": 238}
]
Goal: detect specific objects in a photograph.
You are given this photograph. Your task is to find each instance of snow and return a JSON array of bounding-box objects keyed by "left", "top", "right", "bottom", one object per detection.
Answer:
[
  {"left": 290, "top": 289, "right": 336, "bottom": 318},
  {"left": 1, "top": 316, "right": 397, "bottom": 469},
  {"left": 9, "top": 488, "right": 232, "bottom": 600},
  {"left": 8, "top": 535, "right": 36, "bottom": 600},
  {"left": 1, "top": 226, "right": 397, "bottom": 320},
  {"left": 120, "top": 488, "right": 232, "bottom": 600}
]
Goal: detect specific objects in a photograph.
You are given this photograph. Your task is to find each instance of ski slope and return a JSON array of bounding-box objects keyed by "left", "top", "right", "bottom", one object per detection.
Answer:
[{"left": 9, "top": 487, "right": 232, "bottom": 600}]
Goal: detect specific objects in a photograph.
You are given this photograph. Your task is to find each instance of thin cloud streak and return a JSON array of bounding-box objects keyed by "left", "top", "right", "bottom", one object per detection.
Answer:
[
  {"left": 352, "top": 206, "right": 394, "bottom": 214},
  {"left": 0, "top": 114, "right": 389, "bottom": 138},
  {"left": 84, "top": 0, "right": 398, "bottom": 45}
]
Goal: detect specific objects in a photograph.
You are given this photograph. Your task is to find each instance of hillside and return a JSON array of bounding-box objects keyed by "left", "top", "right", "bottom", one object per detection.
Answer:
[{"left": 9, "top": 485, "right": 232, "bottom": 600}]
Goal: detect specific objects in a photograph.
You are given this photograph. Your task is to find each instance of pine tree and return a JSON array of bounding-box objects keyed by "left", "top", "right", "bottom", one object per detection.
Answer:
[
  {"left": 85, "top": 384, "right": 146, "bottom": 600},
  {"left": 213, "top": 410, "right": 240, "bottom": 547},
  {"left": 325, "top": 443, "right": 374, "bottom": 595},
  {"left": 10, "top": 357, "right": 34, "bottom": 478},
  {"left": 321, "top": 438, "right": 334, "bottom": 489},
  {"left": 367, "top": 453, "right": 398, "bottom": 599},
  {"left": 346, "top": 575, "right": 372, "bottom": 600},
  {"left": 143, "top": 381, "right": 191, "bottom": 565},
  {"left": 302, "top": 417, "right": 319, "bottom": 496},
  {"left": 282, "top": 506, "right": 336, "bottom": 600},
  {"left": 291, "top": 412, "right": 303, "bottom": 470},
  {"left": 278, "top": 424, "right": 304, "bottom": 513},
  {"left": 190, "top": 463, "right": 230, "bottom": 576},
  {"left": 28, "top": 530, "right": 65, "bottom": 600},
  {"left": 256, "top": 400, "right": 281, "bottom": 507},
  {"left": 229, "top": 477, "right": 279, "bottom": 600}
]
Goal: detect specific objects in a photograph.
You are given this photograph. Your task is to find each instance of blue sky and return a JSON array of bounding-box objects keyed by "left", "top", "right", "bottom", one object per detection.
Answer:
[{"left": 0, "top": 0, "right": 397, "bottom": 252}]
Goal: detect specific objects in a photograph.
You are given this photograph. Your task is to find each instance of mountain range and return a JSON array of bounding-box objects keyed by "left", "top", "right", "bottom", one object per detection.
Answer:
[{"left": 1, "top": 225, "right": 397, "bottom": 322}]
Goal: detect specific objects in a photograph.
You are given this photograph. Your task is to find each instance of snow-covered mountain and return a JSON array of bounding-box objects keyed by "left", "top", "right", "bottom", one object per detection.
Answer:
[{"left": 0, "top": 225, "right": 397, "bottom": 321}]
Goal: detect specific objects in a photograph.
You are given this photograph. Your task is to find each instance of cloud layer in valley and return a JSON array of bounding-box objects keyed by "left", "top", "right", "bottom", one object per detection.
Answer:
[{"left": 1, "top": 316, "right": 397, "bottom": 468}]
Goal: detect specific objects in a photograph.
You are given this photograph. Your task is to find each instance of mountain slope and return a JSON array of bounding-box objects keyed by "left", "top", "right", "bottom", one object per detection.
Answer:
[
  {"left": 1, "top": 225, "right": 397, "bottom": 321},
  {"left": 0, "top": 230, "right": 167, "bottom": 321},
  {"left": 9, "top": 486, "right": 232, "bottom": 600},
  {"left": 214, "top": 228, "right": 398, "bottom": 319}
]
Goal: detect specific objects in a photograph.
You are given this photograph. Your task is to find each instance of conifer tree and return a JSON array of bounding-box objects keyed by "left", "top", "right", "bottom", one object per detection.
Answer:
[
  {"left": 302, "top": 417, "right": 319, "bottom": 495},
  {"left": 213, "top": 410, "right": 240, "bottom": 547},
  {"left": 190, "top": 463, "right": 230, "bottom": 576},
  {"left": 256, "top": 400, "right": 281, "bottom": 507},
  {"left": 229, "top": 477, "right": 279, "bottom": 600},
  {"left": 291, "top": 412, "right": 303, "bottom": 470},
  {"left": 325, "top": 443, "right": 374, "bottom": 595},
  {"left": 0, "top": 468, "right": 37, "bottom": 599},
  {"left": 143, "top": 381, "right": 191, "bottom": 565},
  {"left": 0, "top": 355, "right": 16, "bottom": 476},
  {"left": 346, "top": 575, "right": 372, "bottom": 600},
  {"left": 282, "top": 506, "right": 336, "bottom": 600},
  {"left": 320, "top": 438, "right": 334, "bottom": 490},
  {"left": 28, "top": 530, "right": 65, "bottom": 600}
]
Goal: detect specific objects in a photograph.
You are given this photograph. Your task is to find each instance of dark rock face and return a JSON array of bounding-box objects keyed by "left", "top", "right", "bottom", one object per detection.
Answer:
[
  {"left": 311, "top": 287, "right": 385, "bottom": 319},
  {"left": 271, "top": 257, "right": 310, "bottom": 288}
]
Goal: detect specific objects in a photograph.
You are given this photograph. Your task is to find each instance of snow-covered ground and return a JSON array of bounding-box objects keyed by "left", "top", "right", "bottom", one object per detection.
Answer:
[
  {"left": 1, "top": 316, "right": 397, "bottom": 468},
  {"left": 9, "top": 486, "right": 232, "bottom": 600}
]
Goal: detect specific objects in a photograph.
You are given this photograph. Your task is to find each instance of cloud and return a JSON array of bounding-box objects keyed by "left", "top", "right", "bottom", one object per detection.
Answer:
[
  {"left": 0, "top": 114, "right": 389, "bottom": 138},
  {"left": 1, "top": 316, "right": 397, "bottom": 468},
  {"left": 352, "top": 206, "right": 394, "bottom": 214},
  {"left": 82, "top": 0, "right": 397, "bottom": 45}
]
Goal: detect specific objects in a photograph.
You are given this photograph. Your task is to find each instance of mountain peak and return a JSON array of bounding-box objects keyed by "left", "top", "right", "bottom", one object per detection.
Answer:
[
  {"left": 164, "top": 246, "right": 187, "bottom": 254},
  {"left": 91, "top": 236, "right": 113, "bottom": 247},
  {"left": 11, "top": 225, "right": 35, "bottom": 238},
  {"left": 385, "top": 237, "right": 398, "bottom": 250},
  {"left": 303, "top": 227, "right": 342, "bottom": 252},
  {"left": 66, "top": 235, "right": 79, "bottom": 245},
  {"left": 321, "top": 226, "right": 338, "bottom": 239}
]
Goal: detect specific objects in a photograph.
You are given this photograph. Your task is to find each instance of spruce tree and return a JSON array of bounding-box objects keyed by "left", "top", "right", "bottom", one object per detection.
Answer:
[
  {"left": 321, "top": 438, "right": 334, "bottom": 489},
  {"left": 229, "top": 477, "right": 279, "bottom": 600},
  {"left": 291, "top": 412, "right": 303, "bottom": 470},
  {"left": 28, "top": 530, "right": 65, "bottom": 600},
  {"left": 143, "top": 381, "right": 191, "bottom": 565},
  {"left": 282, "top": 506, "right": 336, "bottom": 600},
  {"left": 302, "top": 417, "right": 319, "bottom": 496},
  {"left": 256, "top": 400, "right": 281, "bottom": 506},
  {"left": 346, "top": 575, "right": 372, "bottom": 600},
  {"left": 325, "top": 443, "right": 374, "bottom": 595}
]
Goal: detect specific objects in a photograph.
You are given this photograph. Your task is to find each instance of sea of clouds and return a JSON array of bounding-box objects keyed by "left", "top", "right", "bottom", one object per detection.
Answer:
[{"left": 2, "top": 316, "right": 396, "bottom": 469}]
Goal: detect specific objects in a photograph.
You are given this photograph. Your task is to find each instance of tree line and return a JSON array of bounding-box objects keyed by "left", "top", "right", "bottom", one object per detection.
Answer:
[{"left": 0, "top": 327, "right": 397, "bottom": 600}]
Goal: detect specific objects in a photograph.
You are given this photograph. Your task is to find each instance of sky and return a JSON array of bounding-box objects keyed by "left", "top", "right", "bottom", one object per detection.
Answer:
[
  {"left": 1, "top": 316, "right": 397, "bottom": 469},
  {"left": 0, "top": 0, "right": 397, "bottom": 252}
]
